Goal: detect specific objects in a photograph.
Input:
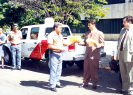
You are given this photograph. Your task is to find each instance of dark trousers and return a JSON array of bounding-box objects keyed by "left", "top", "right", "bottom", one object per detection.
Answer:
[{"left": 83, "top": 57, "right": 99, "bottom": 86}]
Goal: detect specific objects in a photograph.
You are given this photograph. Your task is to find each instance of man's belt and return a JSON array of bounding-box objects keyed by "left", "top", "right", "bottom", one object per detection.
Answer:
[
  {"left": 11, "top": 43, "right": 20, "bottom": 45},
  {"left": 53, "top": 50, "right": 61, "bottom": 53}
]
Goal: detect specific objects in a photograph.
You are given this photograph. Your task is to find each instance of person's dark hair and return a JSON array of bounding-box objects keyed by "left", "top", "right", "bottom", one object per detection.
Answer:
[
  {"left": 88, "top": 19, "right": 96, "bottom": 25},
  {"left": 123, "top": 15, "right": 133, "bottom": 23},
  {"left": 131, "top": 16, "right": 133, "bottom": 24},
  {"left": 53, "top": 22, "right": 62, "bottom": 30}
]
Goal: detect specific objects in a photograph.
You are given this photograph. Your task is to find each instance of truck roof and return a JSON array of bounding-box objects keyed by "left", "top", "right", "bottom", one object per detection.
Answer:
[{"left": 21, "top": 23, "right": 69, "bottom": 28}]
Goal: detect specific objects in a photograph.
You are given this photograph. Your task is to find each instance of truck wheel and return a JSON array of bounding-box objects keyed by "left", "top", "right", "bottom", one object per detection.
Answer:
[
  {"left": 75, "top": 61, "right": 84, "bottom": 69},
  {"left": 31, "top": 59, "right": 40, "bottom": 62},
  {"left": 4, "top": 50, "right": 12, "bottom": 65},
  {"left": 46, "top": 57, "right": 50, "bottom": 73},
  {"left": 24, "top": 58, "right": 29, "bottom": 60},
  {"left": 64, "top": 61, "right": 74, "bottom": 66}
]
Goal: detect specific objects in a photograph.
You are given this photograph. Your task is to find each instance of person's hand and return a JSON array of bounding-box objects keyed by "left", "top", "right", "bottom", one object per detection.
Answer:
[
  {"left": 94, "top": 43, "right": 97, "bottom": 47},
  {"left": 74, "top": 40, "right": 80, "bottom": 43},
  {"left": 71, "top": 40, "right": 80, "bottom": 45}
]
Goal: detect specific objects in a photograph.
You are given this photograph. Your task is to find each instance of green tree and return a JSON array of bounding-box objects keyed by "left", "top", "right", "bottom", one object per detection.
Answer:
[
  {"left": 7, "top": 0, "right": 109, "bottom": 26},
  {"left": 0, "top": 1, "right": 44, "bottom": 29}
]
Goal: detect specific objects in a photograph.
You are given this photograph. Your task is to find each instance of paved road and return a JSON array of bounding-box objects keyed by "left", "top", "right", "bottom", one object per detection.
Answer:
[
  {"left": 0, "top": 41, "right": 124, "bottom": 95},
  {"left": 0, "top": 59, "right": 122, "bottom": 95}
]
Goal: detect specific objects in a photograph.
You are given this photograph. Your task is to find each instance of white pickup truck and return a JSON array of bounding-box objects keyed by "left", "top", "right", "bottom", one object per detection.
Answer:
[{"left": 4, "top": 22, "right": 106, "bottom": 70}]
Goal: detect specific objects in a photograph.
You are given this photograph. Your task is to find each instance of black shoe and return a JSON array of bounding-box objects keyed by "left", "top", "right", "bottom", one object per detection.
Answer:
[
  {"left": 56, "top": 85, "right": 64, "bottom": 88},
  {"left": 17, "top": 68, "right": 21, "bottom": 70},
  {"left": 92, "top": 86, "right": 97, "bottom": 90},
  {"left": 2, "top": 67, "right": 4, "bottom": 69},
  {"left": 79, "top": 84, "right": 88, "bottom": 88},
  {"left": 116, "top": 90, "right": 124, "bottom": 94},
  {"left": 50, "top": 88, "right": 57, "bottom": 92}
]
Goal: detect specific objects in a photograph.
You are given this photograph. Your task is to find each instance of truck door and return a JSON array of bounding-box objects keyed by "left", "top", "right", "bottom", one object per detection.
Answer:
[
  {"left": 26, "top": 27, "right": 41, "bottom": 59},
  {"left": 20, "top": 28, "right": 28, "bottom": 57}
]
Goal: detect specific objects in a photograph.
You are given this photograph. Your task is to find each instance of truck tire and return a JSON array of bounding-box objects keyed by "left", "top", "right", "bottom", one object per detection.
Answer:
[
  {"left": 4, "top": 50, "right": 12, "bottom": 65},
  {"left": 24, "top": 58, "right": 29, "bottom": 60},
  {"left": 64, "top": 61, "right": 74, "bottom": 66},
  {"left": 75, "top": 61, "right": 84, "bottom": 69},
  {"left": 46, "top": 57, "right": 50, "bottom": 73},
  {"left": 31, "top": 59, "right": 40, "bottom": 62}
]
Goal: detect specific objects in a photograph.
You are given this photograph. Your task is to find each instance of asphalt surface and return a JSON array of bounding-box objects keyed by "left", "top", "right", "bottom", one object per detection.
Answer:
[{"left": 0, "top": 41, "right": 125, "bottom": 95}]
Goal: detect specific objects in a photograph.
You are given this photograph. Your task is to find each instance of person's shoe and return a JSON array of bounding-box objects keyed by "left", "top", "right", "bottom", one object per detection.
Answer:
[
  {"left": 92, "top": 86, "right": 97, "bottom": 90},
  {"left": 11, "top": 68, "right": 16, "bottom": 71},
  {"left": 56, "top": 85, "right": 64, "bottom": 88},
  {"left": 128, "top": 91, "right": 133, "bottom": 95},
  {"left": 17, "top": 68, "right": 21, "bottom": 70},
  {"left": 2, "top": 67, "right": 4, "bottom": 69},
  {"left": 50, "top": 88, "right": 57, "bottom": 92},
  {"left": 116, "top": 90, "right": 124, "bottom": 94},
  {"left": 79, "top": 84, "right": 88, "bottom": 88}
]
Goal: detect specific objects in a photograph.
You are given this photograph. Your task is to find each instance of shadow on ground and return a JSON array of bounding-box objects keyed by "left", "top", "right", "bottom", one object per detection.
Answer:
[{"left": 1, "top": 54, "right": 122, "bottom": 94}]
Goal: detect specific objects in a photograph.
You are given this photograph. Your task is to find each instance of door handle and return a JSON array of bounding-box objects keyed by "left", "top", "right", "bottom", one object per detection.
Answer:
[{"left": 34, "top": 42, "right": 37, "bottom": 44}]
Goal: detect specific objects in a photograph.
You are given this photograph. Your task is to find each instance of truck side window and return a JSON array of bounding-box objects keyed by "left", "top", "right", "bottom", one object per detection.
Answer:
[
  {"left": 61, "top": 27, "right": 70, "bottom": 37},
  {"left": 45, "top": 27, "right": 54, "bottom": 37},
  {"left": 45, "top": 27, "right": 70, "bottom": 37},
  {"left": 30, "top": 27, "right": 39, "bottom": 39},
  {"left": 21, "top": 28, "right": 28, "bottom": 39}
]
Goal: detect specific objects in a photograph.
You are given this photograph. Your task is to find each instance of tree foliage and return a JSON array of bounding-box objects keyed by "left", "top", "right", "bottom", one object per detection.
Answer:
[
  {"left": 0, "top": 1, "right": 45, "bottom": 29},
  {"left": 6, "top": 0, "right": 109, "bottom": 28},
  {"left": 4, "top": 0, "right": 108, "bottom": 28}
]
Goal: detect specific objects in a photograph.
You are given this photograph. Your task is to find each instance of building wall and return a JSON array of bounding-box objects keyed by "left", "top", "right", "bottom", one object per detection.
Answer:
[
  {"left": 80, "top": 1, "right": 133, "bottom": 20},
  {"left": 74, "top": 0, "right": 133, "bottom": 40},
  {"left": 102, "top": 2, "right": 133, "bottom": 19}
]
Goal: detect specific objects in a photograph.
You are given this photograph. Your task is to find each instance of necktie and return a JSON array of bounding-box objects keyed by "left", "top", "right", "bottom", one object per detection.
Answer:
[{"left": 120, "top": 29, "right": 129, "bottom": 51}]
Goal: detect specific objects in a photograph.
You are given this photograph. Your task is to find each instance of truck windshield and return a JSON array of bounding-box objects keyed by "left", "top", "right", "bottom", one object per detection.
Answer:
[{"left": 45, "top": 27, "right": 70, "bottom": 37}]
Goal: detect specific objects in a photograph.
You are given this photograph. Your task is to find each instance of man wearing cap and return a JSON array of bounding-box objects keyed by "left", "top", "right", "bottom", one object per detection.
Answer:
[
  {"left": 7, "top": 24, "right": 22, "bottom": 70},
  {"left": 47, "top": 23, "right": 79, "bottom": 92}
]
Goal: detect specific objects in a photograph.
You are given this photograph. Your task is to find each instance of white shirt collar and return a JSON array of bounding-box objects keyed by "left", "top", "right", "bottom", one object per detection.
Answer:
[{"left": 91, "top": 27, "right": 97, "bottom": 33}]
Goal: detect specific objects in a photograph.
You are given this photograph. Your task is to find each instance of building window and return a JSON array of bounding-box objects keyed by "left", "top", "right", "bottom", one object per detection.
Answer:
[
  {"left": 97, "top": 0, "right": 125, "bottom": 5},
  {"left": 129, "top": 0, "right": 133, "bottom": 2}
]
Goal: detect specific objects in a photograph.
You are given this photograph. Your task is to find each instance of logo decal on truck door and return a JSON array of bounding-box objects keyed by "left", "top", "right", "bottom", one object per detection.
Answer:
[
  {"left": 28, "top": 47, "right": 38, "bottom": 51},
  {"left": 29, "top": 40, "right": 48, "bottom": 59}
]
